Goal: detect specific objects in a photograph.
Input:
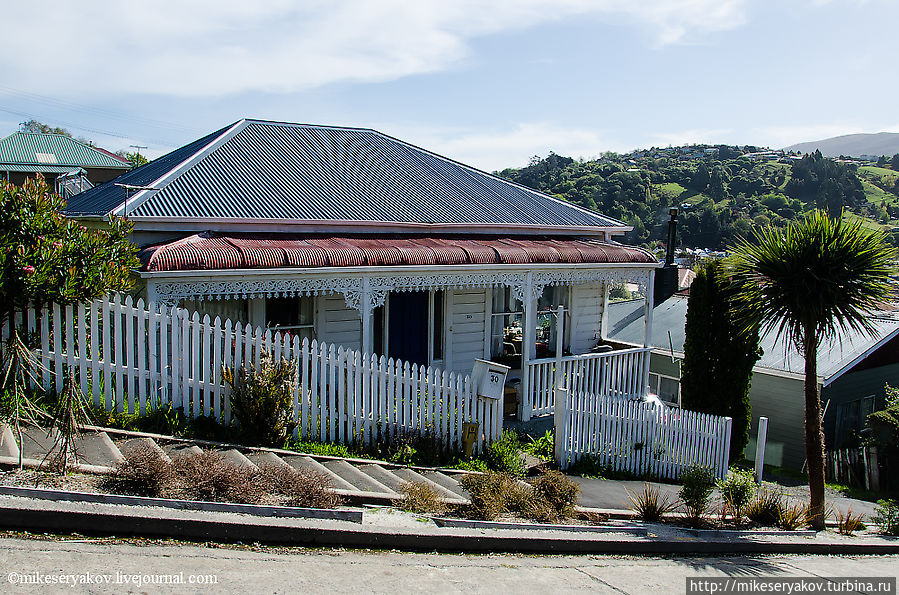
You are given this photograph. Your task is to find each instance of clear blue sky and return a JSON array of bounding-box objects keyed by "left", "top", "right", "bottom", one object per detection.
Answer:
[{"left": 1, "top": 0, "right": 896, "bottom": 170}]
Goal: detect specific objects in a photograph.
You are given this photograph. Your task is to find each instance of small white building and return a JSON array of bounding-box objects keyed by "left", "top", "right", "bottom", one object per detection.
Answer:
[{"left": 66, "top": 119, "right": 659, "bottom": 421}]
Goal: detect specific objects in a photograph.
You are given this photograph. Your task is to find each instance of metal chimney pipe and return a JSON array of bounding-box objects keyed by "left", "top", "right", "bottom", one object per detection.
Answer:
[{"left": 665, "top": 207, "right": 678, "bottom": 266}]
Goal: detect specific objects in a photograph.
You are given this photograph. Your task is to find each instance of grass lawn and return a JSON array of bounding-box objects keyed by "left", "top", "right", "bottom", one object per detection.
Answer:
[
  {"left": 657, "top": 182, "right": 686, "bottom": 201},
  {"left": 860, "top": 165, "right": 898, "bottom": 178},
  {"left": 861, "top": 179, "right": 899, "bottom": 207},
  {"left": 843, "top": 210, "right": 889, "bottom": 231}
]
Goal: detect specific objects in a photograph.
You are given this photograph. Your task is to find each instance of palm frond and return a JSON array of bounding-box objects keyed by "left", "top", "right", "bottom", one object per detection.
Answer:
[{"left": 726, "top": 210, "right": 897, "bottom": 353}]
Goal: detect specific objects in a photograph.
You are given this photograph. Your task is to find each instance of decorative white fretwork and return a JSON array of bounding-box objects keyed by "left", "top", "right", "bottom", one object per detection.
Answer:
[{"left": 151, "top": 267, "right": 653, "bottom": 312}]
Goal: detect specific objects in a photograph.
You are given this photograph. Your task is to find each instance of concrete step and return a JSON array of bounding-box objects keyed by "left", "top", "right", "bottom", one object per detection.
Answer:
[
  {"left": 280, "top": 455, "right": 357, "bottom": 491},
  {"left": 393, "top": 468, "right": 466, "bottom": 500},
  {"left": 18, "top": 425, "right": 60, "bottom": 461},
  {"left": 117, "top": 437, "right": 171, "bottom": 463},
  {"left": 72, "top": 432, "right": 124, "bottom": 468},
  {"left": 162, "top": 443, "right": 203, "bottom": 460},
  {"left": 0, "top": 423, "right": 20, "bottom": 459},
  {"left": 246, "top": 451, "right": 290, "bottom": 470},
  {"left": 415, "top": 470, "right": 470, "bottom": 499},
  {"left": 391, "top": 468, "right": 464, "bottom": 500},
  {"left": 322, "top": 460, "right": 398, "bottom": 494},
  {"left": 356, "top": 464, "right": 407, "bottom": 493},
  {"left": 218, "top": 449, "right": 257, "bottom": 471}
]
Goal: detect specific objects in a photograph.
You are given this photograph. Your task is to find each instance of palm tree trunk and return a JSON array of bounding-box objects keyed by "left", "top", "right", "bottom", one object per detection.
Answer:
[{"left": 803, "top": 324, "right": 827, "bottom": 530}]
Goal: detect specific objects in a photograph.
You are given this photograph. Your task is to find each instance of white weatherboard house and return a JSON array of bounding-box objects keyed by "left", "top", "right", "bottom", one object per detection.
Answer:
[{"left": 66, "top": 119, "right": 660, "bottom": 422}]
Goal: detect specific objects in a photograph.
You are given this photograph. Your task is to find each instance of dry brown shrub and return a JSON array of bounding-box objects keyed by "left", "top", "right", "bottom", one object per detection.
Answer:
[
  {"left": 172, "top": 450, "right": 264, "bottom": 504},
  {"left": 258, "top": 463, "right": 342, "bottom": 509},
  {"left": 107, "top": 442, "right": 176, "bottom": 497},
  {"left": 528, "top": 469, "right": 580, "bottom": 522},
  {"left": 398, "top": 481, "right": 447, "bottom": 514},
  {"left": 459, "top": 471, "right": 531, "bottom": 521}
]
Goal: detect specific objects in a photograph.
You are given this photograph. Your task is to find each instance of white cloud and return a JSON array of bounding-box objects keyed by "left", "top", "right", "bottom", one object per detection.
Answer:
[
  {"left": 0, "top": 0, "right": 747, "bottom": 98},
  {"left": 384, "top": 122, "right": 626, "bottom": 171}
]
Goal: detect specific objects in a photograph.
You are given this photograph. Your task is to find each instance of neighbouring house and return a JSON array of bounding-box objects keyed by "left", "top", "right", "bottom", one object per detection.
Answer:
[
  {"left": 0, "top": 131, "right": 131, "bottom": 197},
  {"left": 65, "top": 119, "right": 660, "bottom": 421},
  {"left": 605, "top": 293, "right": 899, "bottom": 470}
]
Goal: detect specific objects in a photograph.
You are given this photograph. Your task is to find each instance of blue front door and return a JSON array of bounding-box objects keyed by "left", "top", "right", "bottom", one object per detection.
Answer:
[{"left": 388, "top": 291, "right": 429, "bottom": 366}]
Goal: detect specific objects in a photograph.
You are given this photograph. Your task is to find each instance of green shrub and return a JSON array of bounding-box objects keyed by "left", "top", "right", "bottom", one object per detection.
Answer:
[
  {"left": 872, "top": 499, "right": 899, "bottom": 535},
  {"left": 528, "top": 469, "right": 580, "bottom": 522},
  {"left": 566, "top": 453, "right": 606, "bottom": 478},
  {"left": 525, "top": 430, "right": 554, "bottom": 460},
  {"left": 486, "top": 429, "right": 525, "bottom": 477},
  {"left": 628, "top": 483, "right": 677, "bottom": 523},
  {"left": 288, "top": 439, "right": 353, "bottom": 458},
  {"left": 679, "top": 465, "right": 716, "bottom": 526},
  {"left": 223, "top": 355, "right": 297, "bottom": 448},
  {"left": 717, "top": 468, "right": 756, "bottom": 519},
  {"left": 452, "top": 458, "right": 489, "bottom": 473}
]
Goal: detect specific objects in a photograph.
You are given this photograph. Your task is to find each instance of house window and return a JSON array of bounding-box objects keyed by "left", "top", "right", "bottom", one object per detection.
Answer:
[
  {"left": 266, "top": 296, "right": 315, "bottom": 342},
  {"left": 649, "top": 372, "right": 681, "bottom": 406},
  {"left": 536, "top": 285, "right": 570, "bottom": 358},
  {"left": 490, "top": 287, "right": 523, "bottom": 365}
]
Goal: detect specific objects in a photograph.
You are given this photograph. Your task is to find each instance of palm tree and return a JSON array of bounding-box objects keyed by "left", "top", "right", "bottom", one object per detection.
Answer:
[{"left": 728, "top": 211, "right": 896, "bottom": 530}]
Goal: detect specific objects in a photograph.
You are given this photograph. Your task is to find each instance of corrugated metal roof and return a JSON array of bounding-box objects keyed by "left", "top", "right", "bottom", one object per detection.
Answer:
[
  {"left": 0, "top": 132, "right": 130, "bottom": 170},
  {"left": 139, "top": 233, "right": 656, "bottom": 272},
  {"left": 66, "top": 119, "right": 626, "bottom": 230},
  {"left": 0, "top": 164, "right": 83, "bottom": 174},
  {"left": 65, "top": 125, "right": 234, "bottom": 216},
  {"left": 605, "top": 295, "right": 899, "bottom": 382}
]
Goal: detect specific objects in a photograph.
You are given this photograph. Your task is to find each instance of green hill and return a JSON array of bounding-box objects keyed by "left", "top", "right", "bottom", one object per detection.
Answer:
[{"left": 497, "top": 147, "right": 899, "bottom": 250}]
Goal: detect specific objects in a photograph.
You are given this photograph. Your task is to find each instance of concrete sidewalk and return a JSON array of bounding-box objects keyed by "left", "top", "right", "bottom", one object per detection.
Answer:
[{"left": 570, "top": 476, "right": 880, "bottom": 518}]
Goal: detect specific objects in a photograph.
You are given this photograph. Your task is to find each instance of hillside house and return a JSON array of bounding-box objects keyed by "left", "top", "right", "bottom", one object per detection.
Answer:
[
  {"left": 605, "top": 294, "right": 899, "bottom": 469},
  {"left": 0, "top": 132, "right": 130, "bottom": 196},
  {"left": 65, "top": 119, "right": 660, "bottom": 421}
]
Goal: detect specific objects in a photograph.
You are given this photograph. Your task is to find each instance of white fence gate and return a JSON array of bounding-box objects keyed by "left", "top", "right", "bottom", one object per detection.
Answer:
[
  {"left": 6, "top": 295, "right": 500, "bottom": 452},
  {"left": 556, "top": 388, "right": 732, "bottom": 480},
  {"left": 526, "top": 347, "right": 650, "bottom": 417}
]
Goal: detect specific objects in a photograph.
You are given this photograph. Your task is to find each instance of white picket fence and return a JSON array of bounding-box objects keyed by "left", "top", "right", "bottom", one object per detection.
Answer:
[
  {"left": 526, "top": 347, "right": 650, "bottom": 417},
  {"left": 5, "top": 295, "right": 500, "bottom": 452},
  {"left": 557, "top": 389, "right": 732, "bottom": 480}
]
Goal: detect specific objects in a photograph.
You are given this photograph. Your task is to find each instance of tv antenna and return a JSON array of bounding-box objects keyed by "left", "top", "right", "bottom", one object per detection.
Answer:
[{"left": 115, "top": 183, "right": 159, "bottom": 217}]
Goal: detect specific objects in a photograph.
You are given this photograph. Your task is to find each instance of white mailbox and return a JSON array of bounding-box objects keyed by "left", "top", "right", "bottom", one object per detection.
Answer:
[{"left": 471, "top": 359, "right": 510, "bottom": 400}]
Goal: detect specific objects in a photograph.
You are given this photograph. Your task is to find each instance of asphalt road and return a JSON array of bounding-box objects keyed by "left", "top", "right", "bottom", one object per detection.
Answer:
[{"left": 1, "top": 535, "right": 896, "bottom": 594}]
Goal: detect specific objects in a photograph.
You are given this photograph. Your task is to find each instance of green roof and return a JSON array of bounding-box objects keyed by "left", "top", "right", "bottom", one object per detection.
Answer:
[{"left": 0, "top": 132, "right": 130, "bottom": 170}]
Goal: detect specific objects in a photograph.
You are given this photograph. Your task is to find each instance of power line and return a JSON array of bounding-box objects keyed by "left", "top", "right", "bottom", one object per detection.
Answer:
[
  {"left": 0, "top": 106, "right": 178, "bottom": 148},
  {"left": 0, "top": 85, "right": 201, "bottom": 134}
]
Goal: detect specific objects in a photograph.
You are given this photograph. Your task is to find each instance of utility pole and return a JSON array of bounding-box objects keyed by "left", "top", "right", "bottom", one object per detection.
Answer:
[{"left": 129, "top": 144, "right": 148, "bottom": 168}]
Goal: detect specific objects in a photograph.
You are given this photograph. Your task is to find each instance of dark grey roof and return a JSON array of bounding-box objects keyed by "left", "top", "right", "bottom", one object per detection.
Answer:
[
  {"left": 66, "top": 124, "right": 233, "bottom": 216},
  {"left": 65, "top": 119, "right": 626, "bottom": 230},
  {"left": 606, "top": 295, "right": 899, "bottom": 385}
]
